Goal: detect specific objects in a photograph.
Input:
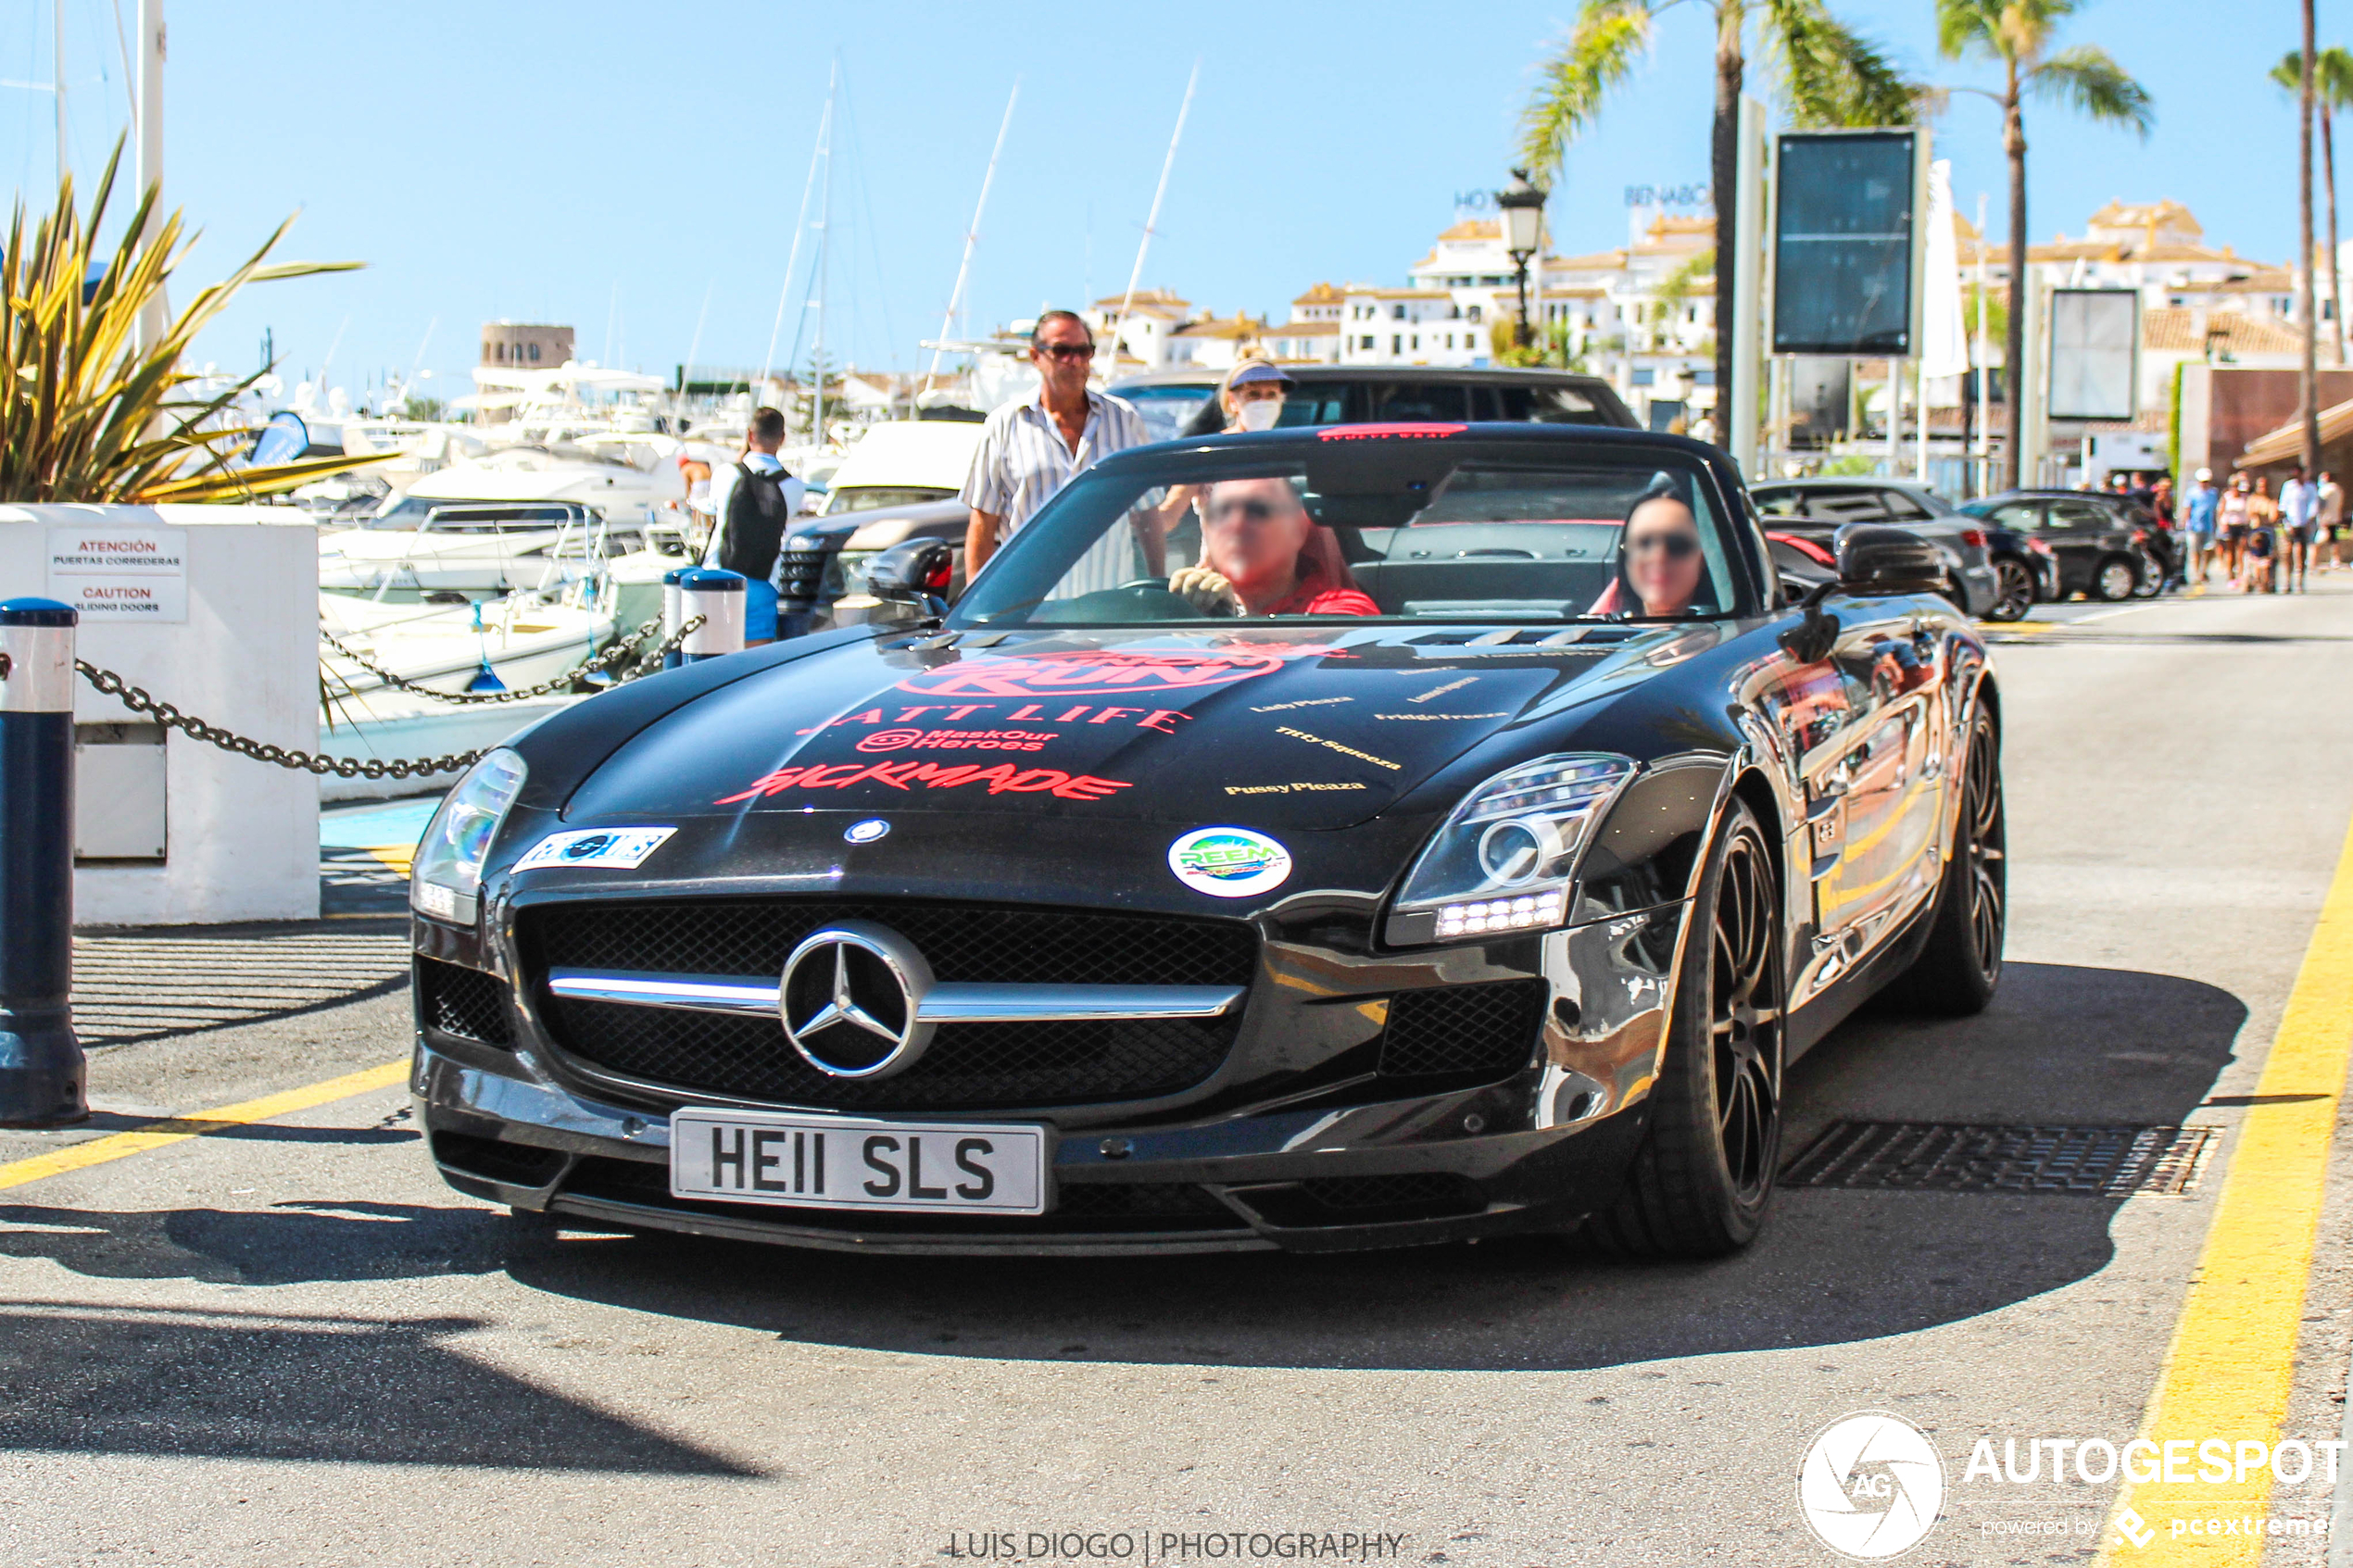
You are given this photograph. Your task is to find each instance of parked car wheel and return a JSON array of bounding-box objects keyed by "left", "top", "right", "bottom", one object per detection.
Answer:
[
  {"left": 2094, "top": 555, "right": 2139, "bottom": 602},
  {"left": 1581, "top": 798, "right": 1782, "bottom": 1259},
  {"left": 1983, "top": 558, "right": 2037, "bottom": 621},
  {"left": 2131, "top": 549, "right": 2164, "bottom": 597},
  {"left": 1882, "top": 708, "right": 2006, "bottom": 1016}
]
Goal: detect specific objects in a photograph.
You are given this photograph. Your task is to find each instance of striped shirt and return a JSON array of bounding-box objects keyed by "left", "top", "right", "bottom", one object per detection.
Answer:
[{"left": 961, "top": 387, "right": 1151, "bottom": 596}]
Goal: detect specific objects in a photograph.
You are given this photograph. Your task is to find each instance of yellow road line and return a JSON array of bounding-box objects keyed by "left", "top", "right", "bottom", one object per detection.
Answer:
[
  {"left": 0, "top": 1060, "right": 409, "bottom": 1193},
  {"left": 362, "top": 846, "right": 415, "bottom": 874},
  {"left": 2099, "top": 807, "right": 2353, "bottom": 1562}
]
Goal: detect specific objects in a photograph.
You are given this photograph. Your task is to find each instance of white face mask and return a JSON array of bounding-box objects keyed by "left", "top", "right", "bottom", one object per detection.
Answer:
[{"left": 1235, "top": 398, "right": 1281, "bottom": 433}]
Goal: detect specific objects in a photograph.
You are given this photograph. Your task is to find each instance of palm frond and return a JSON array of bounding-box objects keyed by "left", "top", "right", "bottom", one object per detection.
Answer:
[
  {"left": 1937, "top": 0, "right": 2077, "bottom": 69},
  {"left": 2317, "top": 45, "right": 2353, "bottom": 111},
  {"left": 2029, "top": 44, "right": 2155, "bottom": 137},
  {"left": 1518, "top": 0, "right": 1658, "bottom": 179},
  {"left": 1, "top": 135, "right": 369, "bottom": 504},
  {"left": 2273, "top": 48, "right": 2309, "bottom": 95},
  {"left": 1767, "top": 0, "right": 1920, "bottom": 127}
]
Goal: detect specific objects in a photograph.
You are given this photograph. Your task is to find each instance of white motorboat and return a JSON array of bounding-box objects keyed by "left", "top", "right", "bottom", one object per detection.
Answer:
[
  {"left": 315, "top": 690, "right": 583, "bottom": 803},
  {"left": 317, "top": 500, "right": 600, "bottom": 595},
  {"left": 320, "top": 583, "right": 617, "bottom": 701}
]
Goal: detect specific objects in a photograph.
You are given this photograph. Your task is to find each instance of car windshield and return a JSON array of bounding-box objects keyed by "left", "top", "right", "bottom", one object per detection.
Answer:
[
  {"left": 1117, "top": 384, "right": 1218, "bottom": 444},
  {"left": 824, "top": 485, "right": 957, "bottom": 514},
  {"left": 952, "top": 437, "right": 1751, "bottom": 628}
]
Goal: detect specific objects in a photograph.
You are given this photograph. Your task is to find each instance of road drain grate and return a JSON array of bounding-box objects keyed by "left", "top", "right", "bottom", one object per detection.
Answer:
[{"left": 1780, "top": 1122, "right": 2222, "bottom": 1197}]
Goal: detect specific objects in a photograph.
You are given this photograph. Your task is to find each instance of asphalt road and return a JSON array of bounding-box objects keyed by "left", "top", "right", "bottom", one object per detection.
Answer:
[{"left": 6, "top": 581, "right": 2353, "bottom": 1568}]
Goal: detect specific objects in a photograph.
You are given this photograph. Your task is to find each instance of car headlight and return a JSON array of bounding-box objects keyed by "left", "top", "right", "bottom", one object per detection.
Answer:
[
  {"left": 1387, "top": 753, "right": 1639, "bottom": 946},
  {"left": 410, "top": 747, "right": 528, "bottom": 924}
]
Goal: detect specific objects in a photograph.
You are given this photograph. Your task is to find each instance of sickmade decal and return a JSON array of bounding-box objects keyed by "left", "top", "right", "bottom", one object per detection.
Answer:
[
  {"left": 513, "top": 826, "right": 676, "bottom": 872},
  {"left": 1274, "top": 726, "right": 1403, "bottom": 771},
  {"left": 896, "top": 648, "right": 1297, "bottom": 698},
  {"left": 716, "top": 760, "right": 1133, "bottom": 805},
  {"left": 1168, "top": 826, "right": 1293, "bottom": 897}
]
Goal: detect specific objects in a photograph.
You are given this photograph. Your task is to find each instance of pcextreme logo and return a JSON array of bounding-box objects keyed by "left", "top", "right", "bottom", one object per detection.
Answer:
[{"left": 1797, "top": 1411, "right": 1946, "bottom": 1561}]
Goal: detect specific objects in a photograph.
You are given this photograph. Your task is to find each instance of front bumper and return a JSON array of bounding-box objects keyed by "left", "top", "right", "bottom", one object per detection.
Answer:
[{"left": 417, "top": 1044, "right": 1649, "bottom": 1256}]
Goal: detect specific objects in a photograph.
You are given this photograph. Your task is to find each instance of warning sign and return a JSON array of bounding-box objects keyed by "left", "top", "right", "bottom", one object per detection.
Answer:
[{"left": 47, "top": 525, "right": 188, "bottom": 622}]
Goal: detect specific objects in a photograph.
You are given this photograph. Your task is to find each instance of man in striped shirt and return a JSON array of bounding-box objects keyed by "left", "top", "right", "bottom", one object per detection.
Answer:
[{"left": 961, "top": 310, "right": 1153, "bottom": 596}]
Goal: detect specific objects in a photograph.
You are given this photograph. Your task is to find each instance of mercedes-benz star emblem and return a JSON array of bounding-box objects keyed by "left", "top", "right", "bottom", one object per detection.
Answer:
[{"left": 777, "top": 921, "right": 936, "bottom": 1079}]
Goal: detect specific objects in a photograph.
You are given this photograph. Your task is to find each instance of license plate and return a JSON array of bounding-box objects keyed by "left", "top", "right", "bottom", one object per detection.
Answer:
[{"left": 669, "top": 1109, "right": 1050, "bottom": 1216}]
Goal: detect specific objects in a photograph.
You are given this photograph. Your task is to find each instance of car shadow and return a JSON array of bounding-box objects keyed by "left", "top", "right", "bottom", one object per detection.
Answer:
[
  {"left": 506, "top": 961, "right": 2246, "bottom": 1373},
  {"left": 0, "top": 1198, "right": 515, "bottom": 1286},
  {"left": 0, "top": 1301, "right": 759, "bottom": 1474}
]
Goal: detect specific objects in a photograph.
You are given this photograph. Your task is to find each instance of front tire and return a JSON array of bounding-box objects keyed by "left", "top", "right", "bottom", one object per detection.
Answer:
[
  {"left": 1882, "top": 705, "right": 2006, "bottom": 1015},
  {"left": 1582, "top": 798, "right": 1783, "bottom": 1260}
]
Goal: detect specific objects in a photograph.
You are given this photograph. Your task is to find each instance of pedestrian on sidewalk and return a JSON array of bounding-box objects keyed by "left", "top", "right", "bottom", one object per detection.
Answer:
[
  {"left": 2247, "top": 476, "right": 2282, "bottom": 594},
  {"left": 961, "top": 309, "right": 1151, "bottom": 592},
  {"left": 705, "top": 405, "right": 806, "bottom": 646},
  {"left": 2322, "top": 470, "right": 2348, "bottom": 571},
  {"left": 2220, "top": 473, "right": 2251, "bottom": 586},
  {"left": 2182, "top": 468, "right": 2220, "bottom": 584},
  {"left": 2280, "top": 464, "right": 2317, "bottom": 592}
]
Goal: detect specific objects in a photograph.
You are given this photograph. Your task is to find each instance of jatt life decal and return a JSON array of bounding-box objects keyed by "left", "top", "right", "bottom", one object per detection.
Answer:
[{"left": 716, "top": 760, "right": 1132, "bottom": 805}]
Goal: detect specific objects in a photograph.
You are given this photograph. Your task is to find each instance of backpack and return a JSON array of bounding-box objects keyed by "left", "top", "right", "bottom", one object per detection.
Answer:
[{"left": 716, "top": 461, "right": 797, "bottom": 583}]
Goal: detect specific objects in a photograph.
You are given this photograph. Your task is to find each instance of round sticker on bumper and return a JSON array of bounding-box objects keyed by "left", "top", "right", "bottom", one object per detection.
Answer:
[{"left": 1168, "top": 826, "right": 1292, "bottom": 898}]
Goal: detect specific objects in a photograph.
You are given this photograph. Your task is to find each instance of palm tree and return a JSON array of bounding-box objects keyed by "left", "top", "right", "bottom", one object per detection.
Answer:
[
  {"left": 2300, "top": 1, "right": 2320, "bottom": 473},
  {"left": 1937, "top": 1, "right": 2153, "bottom": 487},
  {"left": 1518, "top": 0, "right": 1915, "bottom": 449},
  {"left": 2274, "top": 46, "right": 2353, "bottom": 367}
]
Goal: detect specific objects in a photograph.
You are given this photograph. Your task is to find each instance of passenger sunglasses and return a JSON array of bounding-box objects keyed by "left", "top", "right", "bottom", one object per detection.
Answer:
[
  {"left": 1626, "top": 532, "right": 1699, "bottom": 559},
  {"left": 1036, "top": 343, "right": 1095, "bottom": 360}
]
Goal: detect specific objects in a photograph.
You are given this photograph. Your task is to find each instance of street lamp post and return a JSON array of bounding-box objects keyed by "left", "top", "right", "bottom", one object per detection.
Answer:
[{"left": 1497, "top": 169, "right": 1546, "bottom": 355}]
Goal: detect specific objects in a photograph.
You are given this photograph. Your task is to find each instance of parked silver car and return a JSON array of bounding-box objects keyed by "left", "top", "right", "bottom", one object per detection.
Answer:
[{"left": 1750, "top": 478, "right": 2002, "bottom": 619}]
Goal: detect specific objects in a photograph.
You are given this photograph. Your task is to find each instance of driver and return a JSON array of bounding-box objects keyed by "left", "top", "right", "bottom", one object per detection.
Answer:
[
  {"left": 1168, "top": 477, "right": 1378, "bottom": 617},
  {"left": 1590, "top": 488, "right": 1706, "bottom": 618}
]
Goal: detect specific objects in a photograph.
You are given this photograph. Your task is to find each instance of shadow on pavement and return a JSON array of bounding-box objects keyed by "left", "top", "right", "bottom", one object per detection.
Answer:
[
  {"left": 0, "top": 1301, "right": 760, "bottom": 1474},
  {"left": 0, "top": 1198, "right": 511, "bottom": 1286},
  {"left": 505, "top": 961, "right": 2246, "bottom": 1373}
]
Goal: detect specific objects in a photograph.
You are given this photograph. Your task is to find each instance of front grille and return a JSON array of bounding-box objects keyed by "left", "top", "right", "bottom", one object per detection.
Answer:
[
  {"left": 560, "top": 1157, "right": 1247, "bottom": 1236},
  {"left": 522, "top": 899, "right": 1257, "bottom": 1111},
  {"left": 1376, "top": 980, "right": 1547, "bottom": 1080},
  {"left": 418, "top": 958, "right": 512, "bottom": 1046}
]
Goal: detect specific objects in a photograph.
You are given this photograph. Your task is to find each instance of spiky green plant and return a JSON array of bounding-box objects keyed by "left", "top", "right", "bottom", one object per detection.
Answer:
[{"left": 2, "top": 141, "right": 380, "bottom": 504}]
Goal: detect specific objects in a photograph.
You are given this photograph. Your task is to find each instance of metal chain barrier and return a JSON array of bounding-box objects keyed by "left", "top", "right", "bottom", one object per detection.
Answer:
[
  {"left": 75, "top": 614, "right": 710, "bottom": 782},
  {"left": 320, "top": 611, "right": 703, "bottom": 705}
]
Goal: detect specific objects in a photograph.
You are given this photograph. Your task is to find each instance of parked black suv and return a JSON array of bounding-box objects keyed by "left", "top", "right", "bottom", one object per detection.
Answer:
[
  {"left": 1108, "top": 366, "right": 1640, "bottom": 444},
  {"left": 1959, "top": 490, "right": 2171, "bottom": 602}
]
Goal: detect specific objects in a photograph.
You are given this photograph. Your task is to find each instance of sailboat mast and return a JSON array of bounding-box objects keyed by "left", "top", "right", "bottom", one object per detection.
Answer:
[
  {"left": 809, "top": 70, "right": 837, "bottom": 449},
  {"left": 134, "top": 0, "right": 166, "bottom": 352},
  {"left": 54, "top": 0, "right": 67, "bottom": 185},
  {"left": 1106, "top": 61, "right": 1199, "bottom": 377},
  {"left": 760, "top": 62, "right": 837, "bottom": 401},
  {"left": 925, "top": 82, "right": 1020, "bottom": 395}
]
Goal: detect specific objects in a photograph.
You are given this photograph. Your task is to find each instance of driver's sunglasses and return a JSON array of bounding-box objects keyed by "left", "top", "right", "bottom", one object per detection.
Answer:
[
  {"left": 1036, "top": 343, "right": 1095, "bottom": 361},
  {"left": 1626, "top": 532, "right": 1699, "bottom": 559},
  {"left": 1208, "top": 498, "right": 1278, "bottom": 523}
]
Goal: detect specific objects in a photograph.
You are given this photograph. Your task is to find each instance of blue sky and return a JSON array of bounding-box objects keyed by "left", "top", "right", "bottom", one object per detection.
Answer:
[{"left": 0, "top": 1, "right": 2322, "bottom": 397}]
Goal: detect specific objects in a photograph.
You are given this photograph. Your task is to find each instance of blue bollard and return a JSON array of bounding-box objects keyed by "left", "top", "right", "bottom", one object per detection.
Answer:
[
  {"left": 661, "top": 566, "right": 687, "bottom": 671},
  {"left": 0, "top": 599, "right": 85, "bottom": 1127},
  {"left": 678, "top": 569, "right": 746, "bottom": 664}
]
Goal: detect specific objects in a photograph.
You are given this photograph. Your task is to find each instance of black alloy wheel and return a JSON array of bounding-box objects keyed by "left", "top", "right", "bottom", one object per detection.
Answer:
[
  {"left": 1884, "top": 706, "right": 2006, "bottom": 1015},
  {"left": 1984, "top": 558, "right": 2036, "bottom": 621},
  {"left": 1581, "top": 798, "right": 1783, "bottom": 1258}
]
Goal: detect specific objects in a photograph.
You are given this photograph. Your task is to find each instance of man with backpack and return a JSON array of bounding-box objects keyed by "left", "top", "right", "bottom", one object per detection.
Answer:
[{"left": 705, "top": 406, "right": 805, "bottom": 644}]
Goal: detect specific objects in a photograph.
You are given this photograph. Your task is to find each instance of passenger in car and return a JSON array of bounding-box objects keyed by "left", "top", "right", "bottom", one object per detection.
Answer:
[
  {"left": 1167, "top": 477, "right": 1379, "bottom": 617},
  {"left": 1590, "top": 487, "right": 1707, "bottom": 619}
]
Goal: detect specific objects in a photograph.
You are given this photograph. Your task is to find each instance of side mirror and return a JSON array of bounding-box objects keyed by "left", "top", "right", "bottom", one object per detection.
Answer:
[
  {"left": 865, "top": 538, "right": 954, "bottom": 620},
  {"left": 1836, "top": 525, "right": 1951, "bottom": 596}
]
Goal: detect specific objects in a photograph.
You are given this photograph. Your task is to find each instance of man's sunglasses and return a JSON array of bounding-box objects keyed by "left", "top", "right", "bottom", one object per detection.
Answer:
[
  {"left": 1626, "top": 532, "right": 1699, "bottom": 559},
  {"left": 1035, "top": 343, "right": 1095, "bottom": 361}
]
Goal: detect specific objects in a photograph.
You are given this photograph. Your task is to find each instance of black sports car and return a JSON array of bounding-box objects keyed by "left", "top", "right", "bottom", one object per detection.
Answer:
[{"left": 411, "top": 423, "right": 2005, "bottom": 1261}]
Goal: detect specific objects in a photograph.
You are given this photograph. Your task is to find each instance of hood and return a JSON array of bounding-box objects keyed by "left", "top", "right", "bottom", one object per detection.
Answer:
[{"left": 564, "top": 624, "right": 1712, "bottom": 832}]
